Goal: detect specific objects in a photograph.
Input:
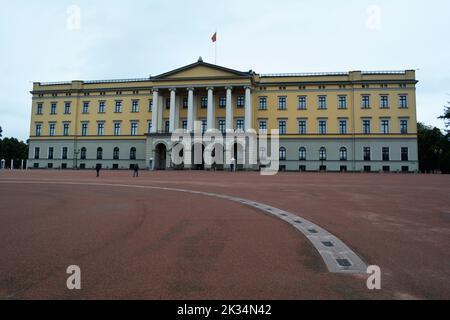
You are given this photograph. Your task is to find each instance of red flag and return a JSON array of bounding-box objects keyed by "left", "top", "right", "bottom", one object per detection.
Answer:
[{"left": 211, "top": 32, "right": 217, "bottom": 42}]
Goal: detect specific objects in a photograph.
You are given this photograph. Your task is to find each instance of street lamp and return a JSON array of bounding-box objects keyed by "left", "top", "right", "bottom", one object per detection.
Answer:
[{"left": 73, "top": 149, "right": 80, "bottom": 170}]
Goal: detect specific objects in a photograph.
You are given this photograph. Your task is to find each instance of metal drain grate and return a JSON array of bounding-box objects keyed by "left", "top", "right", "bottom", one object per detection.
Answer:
[
  {"left": 322, "top": 241, "right": 334, "bottom": 247},
  {"left": 294, "top": 220, "right": 303, "bottom": 224},
  {"left": 336, "top": 258, "right": 352, "bottom": 267},
  {"left": 308, "top": 229, "right": 318, "bottom": 234}
]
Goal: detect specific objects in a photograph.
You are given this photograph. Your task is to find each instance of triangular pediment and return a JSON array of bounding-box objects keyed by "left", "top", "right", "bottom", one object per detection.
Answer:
[{"left": 153, "top": 59, "right": 252, "bottom": 80}]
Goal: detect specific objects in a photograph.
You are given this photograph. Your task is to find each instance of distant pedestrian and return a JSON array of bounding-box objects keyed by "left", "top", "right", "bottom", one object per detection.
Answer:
[
  {"left": 133, "top": 164, "right": 139, "bottom": 177},
  {"left": 95, "top": 164, "right": 101, "bottom": 177}
]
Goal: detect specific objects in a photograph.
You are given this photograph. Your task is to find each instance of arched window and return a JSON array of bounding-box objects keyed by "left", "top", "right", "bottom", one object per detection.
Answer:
[
  {"left": 80, "top": 147, "right": 87, "bottom": 160},
  {"left": 319, "top": 147, "right": 326, "bottom": 161},
  {"left": 339, "top": 147, "right": 347, "bottom": 161},
  {"left": 97, "top": 147, "right": 103, "bottom": 160},
  {"left": 299, "top": 147, "right": 306, "bottom": 161},
  {"left": 113, "top": 147, "right": 120, "bottom": 160},
  {"left": 130, "top": 147, "right": 136, "bottom": 160},
  {"left": 279, "top": 147, "right": 287, "bottom": 161}
]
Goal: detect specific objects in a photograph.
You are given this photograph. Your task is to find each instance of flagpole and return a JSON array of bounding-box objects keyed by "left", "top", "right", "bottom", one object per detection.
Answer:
[{"left": 214, "top": 29, "right": 217, "bottom": 64}]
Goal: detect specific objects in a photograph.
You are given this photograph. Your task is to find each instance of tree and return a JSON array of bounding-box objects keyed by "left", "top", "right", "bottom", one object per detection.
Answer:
[
  {"left": 439, "top": 103, "right": 450, "bottom": 133},
  {"left": 0, "top": 137, "right": 28, "bottom": 169},
  {"left": 0, "top": 126, "right": 2, "bottom": 137},
  {"left": 417, "top": 122, "right": 450, "bottom": 174}
]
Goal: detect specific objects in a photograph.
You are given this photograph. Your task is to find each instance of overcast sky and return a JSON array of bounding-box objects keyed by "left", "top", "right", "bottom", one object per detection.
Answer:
[{"left": 1, "top": 0, "right": 449, "bottom": 141}]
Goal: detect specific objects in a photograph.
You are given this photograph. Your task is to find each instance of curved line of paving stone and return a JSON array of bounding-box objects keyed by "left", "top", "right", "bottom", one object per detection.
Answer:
[{"left": 0, "top": 180, "right": 368, "bottom": 274}]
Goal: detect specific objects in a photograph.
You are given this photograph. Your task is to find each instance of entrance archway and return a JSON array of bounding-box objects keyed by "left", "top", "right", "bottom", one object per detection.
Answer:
[
  {"left": 154, "top": 143, "right": 167, "bottom": 170},
  {"left": 192, "top": 143, "right": 205, "bottom": 170}
]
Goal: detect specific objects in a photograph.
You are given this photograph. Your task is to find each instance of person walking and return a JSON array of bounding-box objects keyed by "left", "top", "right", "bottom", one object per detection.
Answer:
[
  {"left": 133, "top": 163, "right": 139, "bottom": 177},
  {"left": 95, "top": 163, "right": 101, "bottom": 177}
]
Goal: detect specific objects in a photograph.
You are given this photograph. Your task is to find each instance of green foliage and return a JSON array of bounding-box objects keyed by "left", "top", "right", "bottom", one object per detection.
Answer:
[
  {"left": 438, "top": 104, "right": 450, "bottom": 133},
  {"left": 0, "top": 137, "right": 29, "bottom": 169},
  {"left": 417, "top": 122, "right": 450, "bottom": 173}
]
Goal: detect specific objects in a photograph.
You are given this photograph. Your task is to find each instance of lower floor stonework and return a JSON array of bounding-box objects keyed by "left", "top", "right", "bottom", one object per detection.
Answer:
[{"left": 28, "top": 135, "right": 419, "bottom": 173}]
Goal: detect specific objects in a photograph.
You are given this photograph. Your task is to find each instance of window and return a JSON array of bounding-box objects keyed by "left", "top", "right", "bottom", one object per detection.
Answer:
[
  {"left": 363, "top": 147, "right": 371, "bottom": 161},
  {"left": 115, "top": 101, "right": 122, "bottom": 113},
  {"left": 113, "top": 147, "right": 119, "bottom": 160},
  {"left": 131, "top": 122, "right": 138, "bottom": 136},
  {"left": 165, "top": 120, "right": 170, "bottom": 133},
  {"left": 97, "top": 123, "right": 105, "bottom": 136},
  {"left": 183, "top": 97, "right": 188, "bottom": 109},
  {"left": 339, "top": 147, "right": 347, "bottom": 161},
  {"left": 279, "top": 120, "right": 287, "bottom": 135},
  {"left": 148, "top": 100, "right": 153, "bottom": 112},
  {"left": 299, "top": 147, "right": 306, "bottom": 161},
  {"left": 51, "top": 102, "right": 57, "bottom": 114},
  {"left": 201, "top": 120, "right": 207, "bottom": 133},
  {"left": 182, "top": 120, "right": 187, "bottom": 130},
  {"left": 82, "top": 102, "right": 89, "bottom": 114},
  {"left": 339, "top": 120, "right": 347, "bottom": 134},
  {"left": 37, "top": 103, "right": 43, "bottom": 115},
  {"left": 236, "top": 119, "right": 244, "bottom": 132},
  {"left": 131, "top": 100, "right": 139, "bottom": 113},
  {"left": 318, "top": 120, "right": 327, "bottom": 134},
  {"left": 382, "top": 147, "right": 390, "bottom": 161},
  {"left": 64, "top": 102, "right": 71, "bottom": 114},
  {"left": 97, "top": 147, "right": 103, "bottom": 160},
  {"left": 130, "top": 147, "right": 137, "bottom": 160},
  {"left": 219, "top": 96, "right": 226, "bottom": 108},
  {"left": 381, "top": 119, "right": 390, "bottom": 134},
  {"left": 361, "top": 95, "right": 370, "bottom": 109},
  {"left": 48, "top": 147, "right": 54, "bottom": 160},
  {"left": 362, "top": 119, "right": 371, "bottom": 134},
  {"left": 165, "top": 97, "right": 171, "bottom": 109},
  {"left": 81, "top": 123, "right": 88, "bottom": 136},
  {"left": 319, "top": 147, "right": 326, "bottom": 161},
  {"left": 114, "top": 122, "right": 121, "bottom": 136},
  {"left": 80, "top": 147, "right": 87, "bottom": 160},
  {"left": 298, "top": 120, "right": 307, "bottom": 135},
  {"left": 49, "top": 123, "right": 56, "bottom": 136},
  {"left": 98, "top": 101, "right": 105, "bottom": 113},
  {"left": 279, "top": 147, "right": 286, "bottom": 161},
  {"left": 338, "top": 96, "right": 347, "bottom": 109},
  {"left": 399, "top": 95, "right": 408, "bottom": 109},
  {"left": 237, "top": 96, "right": 245, "bottom": 108},
  {"left": 278, "top": 97, "right": 287, "bottom": 110},
  {"left": 35, "top": 123, "right": 42, "bottom": 136},
  {"left": 259, "top": 97, "right": 267, "bottom": 110},
  {"left": 147, "top": 121, "right": 152, "bottom": 134},
  {"left": 401, "top": 147, "right": 409, "bottom": 161},
  {"left": 62, "top": 123, "right": 70, "bottom": 136},
  {"left": 34, "top": 147, "right": 40, "bottom": 159},
  {"left": 259, "top": 120, "right": 267, "bottom": 133},
  {"left": 400, "top": 119, "right": 408, "bottom": 134},
  {"left": 200, "top": 96, "right": 208, "bottom": 109},
  {"left": 318, "top": 96, "right": 327, "bottom": 109},
  {"left": 298, "top": 96, "right": 307, "bottom": 110},
  {"left": 218, "top": 120, "right": 226, "bottom": 134},
  {"left": 62, "top": 147, "right": 68, "bottom": 160},
  {"left": 380, "top": 95, "right": 389, "bottom": 109}
]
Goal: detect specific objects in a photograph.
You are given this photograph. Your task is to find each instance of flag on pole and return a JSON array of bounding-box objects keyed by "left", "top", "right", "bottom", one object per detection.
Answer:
[{"left": 211, "top": 32, "right": 217, "bottom": 42}]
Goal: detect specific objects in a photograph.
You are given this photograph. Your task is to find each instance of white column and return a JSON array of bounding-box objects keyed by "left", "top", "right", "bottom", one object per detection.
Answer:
[
  {"left": 207, "top": 87, "right": 215, "bottom": 130},
  {"left": 151, "top": 89, "right": 159, "bottom": 133},
  {"left": 225, "top": 87, "right": 233, "bottom": 131},
  {"left": 244, "top": 86, "right": 253, "bottom": 131},
  {"left": 187, "top": 88, "right": 194, "bottom": 132},
  {"left": 169, "top": 88, "right": 176, "bottom": 132}
]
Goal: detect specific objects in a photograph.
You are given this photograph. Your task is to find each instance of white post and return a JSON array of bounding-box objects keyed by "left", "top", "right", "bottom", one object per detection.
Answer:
[
  {"left": 169, "top": 88, "right": 176, "bottom": 133},
  {"left": 245, "top": 86, "right": 253, "bottom": 131},
  {"left": 10, "top": 159, "right": 13, "bottom": 170},
  {"left": 21, "top": 159, "right": 24, "bottom": 170},
  {"left": 225, "top": 87, "right": 233, "bottom": 131},
  {"left": 207, "top": 87, "right": 215, "bottom": 130},
  {"left": 151, "top": 89, "right": 159, "bottom": 133},
  {"left": 187, "top": 88, "right": 195, "bottom": 132}
]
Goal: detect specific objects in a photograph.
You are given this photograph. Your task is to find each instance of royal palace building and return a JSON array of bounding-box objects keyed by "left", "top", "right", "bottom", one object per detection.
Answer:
[{"left": 28, "top": 58, "right": 419, "bottom": 172}]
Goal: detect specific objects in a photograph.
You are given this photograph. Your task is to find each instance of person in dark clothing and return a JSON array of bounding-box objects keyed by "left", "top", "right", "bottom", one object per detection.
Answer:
[
  {"left": 95, "top": 164, "right": 101, "bottom": 177},
  {"left": 133, "top": 164, "right": 139, "bottom": 177}
]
